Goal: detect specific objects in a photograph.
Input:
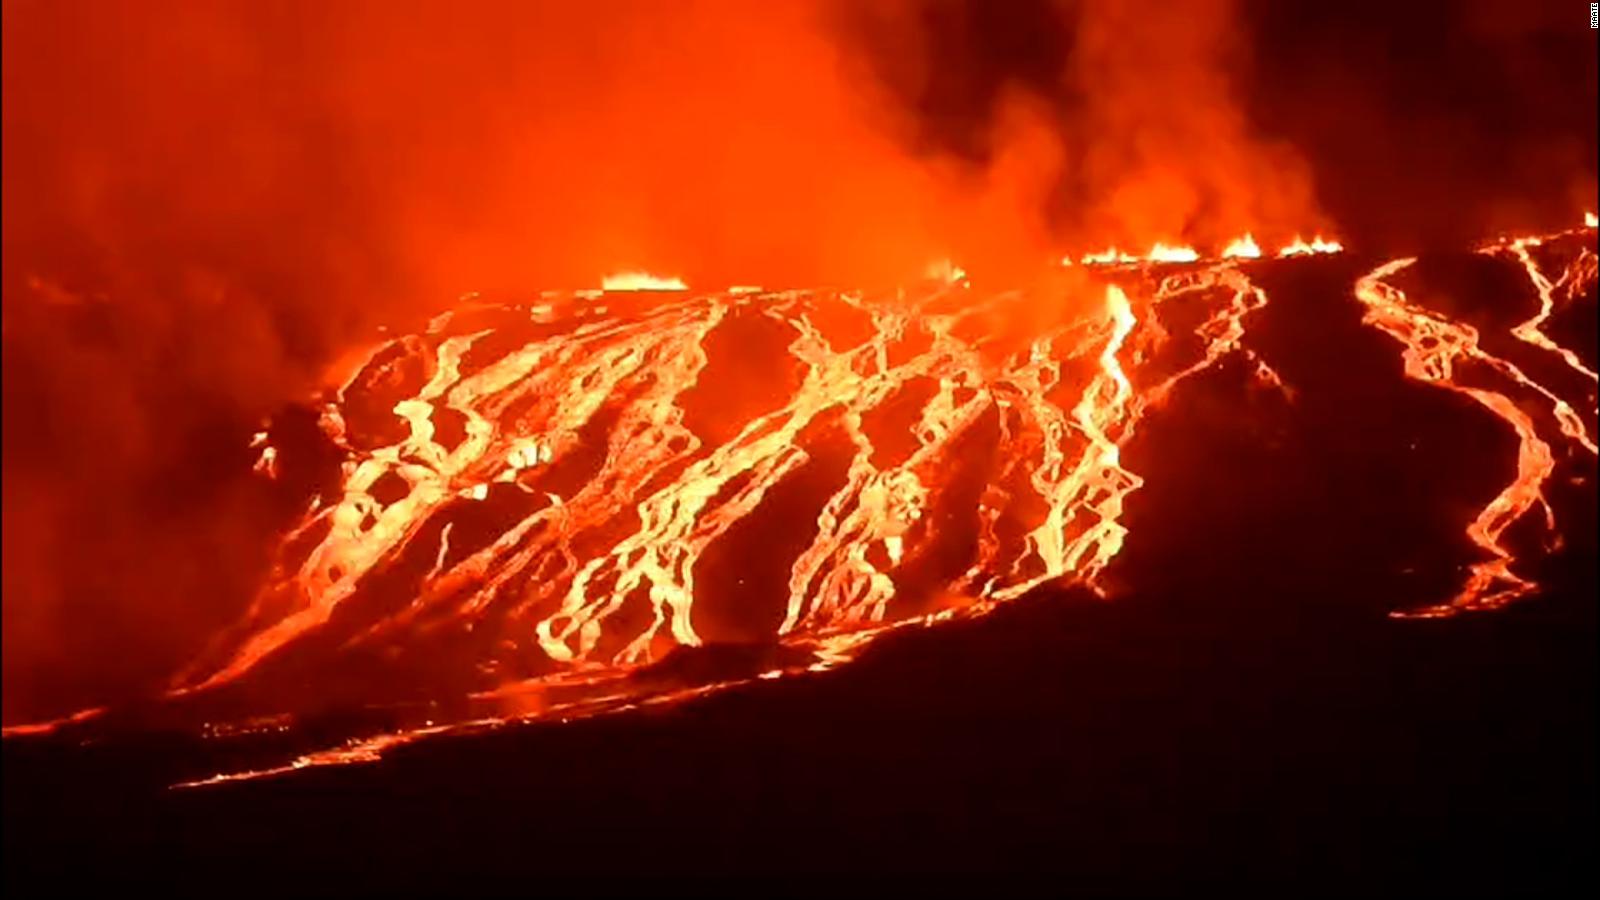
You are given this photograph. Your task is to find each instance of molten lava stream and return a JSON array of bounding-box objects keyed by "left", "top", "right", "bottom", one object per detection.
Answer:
[
  {"left": 1479, "top": 234, "right": 1600, "bottom": 453},
  {"left": 3, "top": 241, "right": 1338, "bottom": 786},
  {"left": 115, "top": 256, "right": 1300, "bottom": 776},
  {"left": 1354, "top": 242, "right": 1597, "bottom": 618}
]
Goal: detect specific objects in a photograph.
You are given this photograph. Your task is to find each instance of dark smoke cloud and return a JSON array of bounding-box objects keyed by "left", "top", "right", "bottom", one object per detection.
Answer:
[{"left": 1245, "top": 0, "right": 1598, "bottom": 250}]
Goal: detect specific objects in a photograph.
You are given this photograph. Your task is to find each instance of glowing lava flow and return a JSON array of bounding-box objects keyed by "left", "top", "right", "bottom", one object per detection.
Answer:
[
  {"left": 121, "top": 255, "right": 1288, "bottom": 779},
  {"left": 1477, "top": 231, "right": 1600, "bottom": 454},
  {"left": 14, "top": 218, "right": 1597, "bottom": 783},
  {"left": 1354, "top": 235, "right": 1597, "bottom": 618},
  {"left": 1501, "top": 236, "right": 1599, "bottom": 384}
]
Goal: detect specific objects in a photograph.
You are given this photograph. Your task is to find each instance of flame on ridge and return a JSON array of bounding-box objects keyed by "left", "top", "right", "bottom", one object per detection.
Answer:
[
  {"left": 1146, "top": 243, "right": 1201, "bottom": 263},
  {"left": 1081, "top": 247, "right": 1140, "bottom": 265},
  {"left": 1221, "top": 234, "right": 1262, "bottom": 259},
  {"left": 1278, "top": 235, "right": 1343, "bottom": 257},
  {"left": 1077, "top": 234, "right": 1337, "bottom": 266},
  {"left": 925, "top": 259, "right": 968, "bottom": 283},
  {"left": 602, "top": 272, "right": 688, "bottom": 291}
]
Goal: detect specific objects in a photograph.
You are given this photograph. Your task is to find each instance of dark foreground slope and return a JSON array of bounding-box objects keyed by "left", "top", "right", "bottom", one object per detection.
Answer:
[{"left": 5, "top": 254, "right": 1596, "bottom": 894}]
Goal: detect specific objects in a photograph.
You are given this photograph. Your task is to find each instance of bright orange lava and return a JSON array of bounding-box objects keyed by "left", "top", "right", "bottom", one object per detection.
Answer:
[
  {"left": 183, "top": 264, "right": 1286, "bottom": 693},
  {"left": 8, "top": 222, "right": 1595, "bottom": 786},
  {"left": 1354, "top": 219, "right": 1597, "bottom": 617},
  {"left": 129, "top": 252, "right": 1297, "bottom": 781}
]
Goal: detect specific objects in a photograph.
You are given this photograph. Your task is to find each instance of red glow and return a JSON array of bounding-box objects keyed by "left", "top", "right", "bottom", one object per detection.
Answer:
[{"left": 2, "top": 4, "right": 1595, "bottom": 793}]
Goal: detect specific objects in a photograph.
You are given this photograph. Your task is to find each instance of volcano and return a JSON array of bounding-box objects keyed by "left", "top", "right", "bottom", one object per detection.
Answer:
[
  {"left": 5, "top": 221, "right": 1597, "bottom": 891},
  {"left": 5, "top": 0, "right": 1597, "bottom": 890}
]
